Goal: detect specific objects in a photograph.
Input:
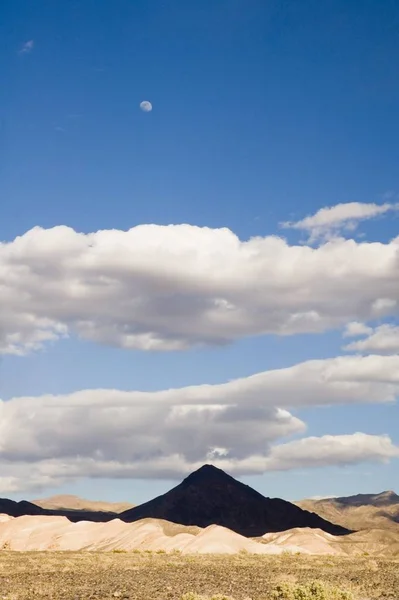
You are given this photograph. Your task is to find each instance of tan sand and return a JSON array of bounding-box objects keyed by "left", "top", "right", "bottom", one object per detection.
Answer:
[{"left": 0, "top": 514, "right": 396, "bottom": 556}]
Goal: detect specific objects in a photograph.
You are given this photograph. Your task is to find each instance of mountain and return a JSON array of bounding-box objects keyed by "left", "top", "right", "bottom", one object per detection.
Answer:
[
  {"left": 120, "top": 464, "right": 350, "bottom": 537},
  {"left": 296, "top": 490, "right": 399, "bottom": 531},
  {"left": 0, "top": 498, "right": 45, "bottom": 518},
  {"left": 332, "top": 490, "right": 399, "bottom": 508},
  {"left": 0, "top": 498, "right": 118, "bottom": 523},
  {"left": 33, "top": 494, "right": 134, "bottom": 514}
]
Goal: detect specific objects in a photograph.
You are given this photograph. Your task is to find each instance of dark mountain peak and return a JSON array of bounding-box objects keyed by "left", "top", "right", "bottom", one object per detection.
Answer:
[
  {"left": 182, "top": 463, "right": 235, "bottom": 485},
  {"left": 120, "top": 465, "right": 350, "bottom": 537}
]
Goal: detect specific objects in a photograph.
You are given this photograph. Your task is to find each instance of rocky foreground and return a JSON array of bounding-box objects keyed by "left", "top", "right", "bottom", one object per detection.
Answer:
[{"left": 0, "top": 551, "right": 397, "bottom": 600}]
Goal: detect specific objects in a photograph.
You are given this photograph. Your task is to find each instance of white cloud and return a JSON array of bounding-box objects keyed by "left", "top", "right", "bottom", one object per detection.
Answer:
[
  {"left": 282, "top": 202, "right": 398, "bottom": 243},
  {"left": 0, "top": 353, "right": 399, "bottom": 492},
  {"left": 1, "top": 224, "right": 399, "bottom": 355},
  {"left": 18, "top": 40, "right": 34, "bottom": 55},
  {"left": 344, "top": 323, "right": 399, "bottom": 354},
  {"left": 343, "top": 322, "right": 373, "bottom": 338},
  {"left": 306, "top": 495, "right": 337, "bottom": 500},
  {"left": 1, "top": 433, "right": 397, "bottom": 494},
  {"left": 260, "top": 433, "right": 399, "bottom": 471}
]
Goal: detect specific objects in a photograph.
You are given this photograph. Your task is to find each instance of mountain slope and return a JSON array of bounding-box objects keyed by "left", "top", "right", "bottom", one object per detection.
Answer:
[
  {"left": 0, "top": 498, "right": 45, "bottom": 518},
  {"left": 297, "top": 491, "right": 399, "bottom": 531},
  {"left": 0, "top": 498, "right": 119, "bottom": 523},
  {"left": 34, "top": 494, "right": 134, "bottom": 513},
  {"left": 120, "top": 464, "right": 350, "bottom": 537}
]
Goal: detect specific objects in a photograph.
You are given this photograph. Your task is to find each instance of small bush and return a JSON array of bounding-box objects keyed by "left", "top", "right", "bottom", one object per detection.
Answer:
[{"left": 271, "top": 580, "right": 353, "bottom": 600}]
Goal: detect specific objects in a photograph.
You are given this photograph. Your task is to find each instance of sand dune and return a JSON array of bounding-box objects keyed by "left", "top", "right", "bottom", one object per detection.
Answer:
[
  {"left": 0, "top": 514, "right": 397, "bottom": 556},
  {"left": 262, "top": 527, "right": 348, "bottom": 555}
]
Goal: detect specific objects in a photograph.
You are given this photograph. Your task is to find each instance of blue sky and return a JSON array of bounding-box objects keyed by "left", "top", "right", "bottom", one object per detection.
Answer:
[{"left": 1, "top": 0, "right": 398, "bottom": 505}]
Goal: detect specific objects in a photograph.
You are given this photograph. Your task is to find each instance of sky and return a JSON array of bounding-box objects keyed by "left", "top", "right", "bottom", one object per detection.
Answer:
[{"left": 1, "top": 0, "right": 398, "bottom": 505}]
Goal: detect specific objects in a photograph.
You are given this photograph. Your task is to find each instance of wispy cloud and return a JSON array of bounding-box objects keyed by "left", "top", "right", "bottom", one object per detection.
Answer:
[
  {"left": 281, "top": 202, "right": 399, "bottom": 244},
  {"left": 19, "top": 40, "right": 34, "bottom": 55},
  {"left": 343, "top": 322, "right": 399, "bottom": 354},
  {"left": 343, "top": 322, "right": 373, "bottom": 338}
]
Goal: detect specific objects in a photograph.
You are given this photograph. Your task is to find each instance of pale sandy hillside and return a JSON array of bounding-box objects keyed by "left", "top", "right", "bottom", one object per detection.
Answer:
[
  {"left": 0, "top": 514, "right": 398, "bottom": 557},
  {"left": 33, "top": 494, "right": 134, "bottom": 513},
  {"left": 0, "top": 515, "right": 282, "bottom": 554},
  {"left": 261, "top": 526, "right": 399, "bottom": 558}
]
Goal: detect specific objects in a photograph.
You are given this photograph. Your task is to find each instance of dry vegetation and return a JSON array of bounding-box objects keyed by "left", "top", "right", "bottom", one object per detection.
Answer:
[{"left": 0, "top": 551, "right": 397, "bottom": 600}]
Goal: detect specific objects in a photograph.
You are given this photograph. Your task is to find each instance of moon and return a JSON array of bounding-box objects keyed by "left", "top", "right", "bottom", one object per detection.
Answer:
[{"left": 140, "top": 100, "right": 152, "bottom": 112}]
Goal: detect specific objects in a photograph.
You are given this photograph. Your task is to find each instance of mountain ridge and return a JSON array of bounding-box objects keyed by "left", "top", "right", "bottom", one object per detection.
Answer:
[
  {"left": 120, "top": 464, "right": 350, "bottom": 537},
  {"left": 33, "top": 494, "right": 134, "bottom": 514},
  {"left": 296, "top": 489, "right": 399, "bottom": 532}
]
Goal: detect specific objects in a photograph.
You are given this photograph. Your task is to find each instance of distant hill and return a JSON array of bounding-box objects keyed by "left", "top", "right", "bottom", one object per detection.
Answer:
[
  {"left": 120, "top": 464, "right": 350, "bottom": 537},
  {"left": 33, "top": 494, "right": 134, "bottom": 514},
  {"left": 0, "top": 497, "right": 119, "bottom": 523},
  {"left": 0, "top": 498, "right": 44, "bottom": 518},
  {"left": 332, "top": 490, "right": 399, "bottom": 508},
  {"left": 296, "top": 490, "right": 399, "bottom": 531}
]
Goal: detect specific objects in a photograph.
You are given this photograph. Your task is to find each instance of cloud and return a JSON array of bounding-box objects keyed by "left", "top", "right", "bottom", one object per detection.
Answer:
[
  {"left": 343, "top": 322, "right": 373, "bottom": 338},
  {"left": 18, "top": 40, "right": 34, "bottom": 55},
  {"left": 1, "top": 224, "right": 399, "bottom": 355},
  {"left": 0, "top": 434, "right": 397, "bottom": 494},
  {"left": 307, "top": 495, "right": 337, "bottom": 500},
  {"left": 344, "top": 323, "right": 399, "bottom": 354},
  {"left": 282, "top": 202, "right": 398, "bottom": 243},
  {"left": 0, "top": 353, "right": 398, "bottom": 491},
  {"left": 260, "top": 433, "right": 399, "bottom": 471}
]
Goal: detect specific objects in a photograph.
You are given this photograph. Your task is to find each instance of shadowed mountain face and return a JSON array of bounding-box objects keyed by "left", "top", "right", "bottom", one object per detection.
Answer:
[
  {"left": 0, "top": 498, "right": 117, "bottom": 523},
  {"left": 120, "top": 464, "right": 350, "bottom": 537},
  {"left": 0, "top": 498, "right": 44, "bottom": 518}
]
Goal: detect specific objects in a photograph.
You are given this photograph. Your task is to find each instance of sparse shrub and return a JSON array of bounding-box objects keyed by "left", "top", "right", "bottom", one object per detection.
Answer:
[{"left": 271, "top": 580, "right": 353, "bottom": 600}]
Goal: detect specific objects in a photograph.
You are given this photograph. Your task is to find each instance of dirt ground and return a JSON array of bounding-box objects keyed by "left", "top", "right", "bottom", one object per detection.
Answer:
[{"left": 0, "top": 551, "right": 397, "bottom": 600}]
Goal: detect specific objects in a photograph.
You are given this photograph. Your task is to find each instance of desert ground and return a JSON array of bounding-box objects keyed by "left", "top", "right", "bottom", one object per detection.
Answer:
[
  {"left": 0, "top": 551, "right": 397, "bottom": 600},
  {"left": 1, "top": 486, "right": 398, "bottom": 598}
]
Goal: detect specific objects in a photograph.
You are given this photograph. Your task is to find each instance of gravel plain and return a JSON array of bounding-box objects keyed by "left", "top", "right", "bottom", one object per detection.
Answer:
[{"left": 0, "top": 551, "right": 398, "bottom": 600}]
